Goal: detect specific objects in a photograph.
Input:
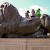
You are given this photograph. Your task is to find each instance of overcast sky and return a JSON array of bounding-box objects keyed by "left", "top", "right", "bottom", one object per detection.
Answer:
[{"left": 0, "top": 0, "right": 50, "bottom": 17}]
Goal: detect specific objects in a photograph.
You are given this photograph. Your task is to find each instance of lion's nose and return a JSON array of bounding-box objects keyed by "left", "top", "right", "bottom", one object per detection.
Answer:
[{"left": 1, "top": 5, "right": 4, "bottom": 8}]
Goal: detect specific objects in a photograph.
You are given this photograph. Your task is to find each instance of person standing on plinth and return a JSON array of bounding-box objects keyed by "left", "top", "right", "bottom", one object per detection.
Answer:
[
  {"left": 36, "top": 8, "right": 41, "bottom": 17},
  {"left": 25, "top": 10, "right": 32, "bottom": 21},
  {"left": 31, "top": 9, "right": 35, "bottom": 17}
]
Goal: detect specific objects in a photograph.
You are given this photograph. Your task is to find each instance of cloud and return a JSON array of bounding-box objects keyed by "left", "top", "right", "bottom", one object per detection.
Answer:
[
  {"left": 18, "top": 5, "right": 48, "bottom": 17},
  {"left": 30, "top": 5, "right": 47, "bottom": 14},
  {"left": 18, "top": 8, "right": 26, "bottom": 18}
]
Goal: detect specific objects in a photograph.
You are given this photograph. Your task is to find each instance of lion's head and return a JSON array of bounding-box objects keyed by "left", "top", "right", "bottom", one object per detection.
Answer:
[{"left": 0, "top": 2, "right": 20, "bottom": 22}]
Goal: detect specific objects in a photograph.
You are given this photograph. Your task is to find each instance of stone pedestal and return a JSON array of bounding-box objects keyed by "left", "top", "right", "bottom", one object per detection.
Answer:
[{"left": 0, "top": 38, "right": 50, "bottom": 50}]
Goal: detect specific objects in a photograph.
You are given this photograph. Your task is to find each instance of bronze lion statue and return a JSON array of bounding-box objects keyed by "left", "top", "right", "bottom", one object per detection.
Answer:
[
  {"left": 40, "top": 14, "right": 50, "bottom": 33},
  {"left": 0, "top": 2, "right": 48, "bottom": 38}
]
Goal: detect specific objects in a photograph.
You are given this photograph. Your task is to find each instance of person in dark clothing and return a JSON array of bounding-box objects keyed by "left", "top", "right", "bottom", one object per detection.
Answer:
[
  {"left": 25, "top": 10, "right": 32, "bottom": 21},
  {"left": 25, "top": 10, "right": 30, "bottom": 18}
]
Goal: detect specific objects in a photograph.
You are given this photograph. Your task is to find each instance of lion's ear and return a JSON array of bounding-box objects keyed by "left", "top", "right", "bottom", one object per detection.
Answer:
[
  {"left": 6, "top": 3, "right": 10, "bottom": 7},
  {"left": 8, "top": 3, "right": 10, "bottom": 6}
]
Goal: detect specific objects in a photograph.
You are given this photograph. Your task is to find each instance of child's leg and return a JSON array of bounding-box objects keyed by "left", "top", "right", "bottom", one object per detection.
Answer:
[{"left": 28, "top": 16, "right": 32, "bottom": 21}]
